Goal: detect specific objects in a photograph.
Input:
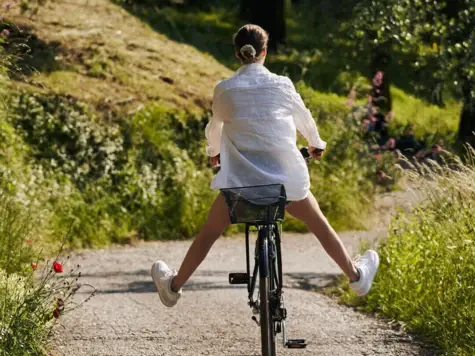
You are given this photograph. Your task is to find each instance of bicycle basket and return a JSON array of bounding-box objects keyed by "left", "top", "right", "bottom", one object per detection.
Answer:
[{"left": 220, "top": 184, "right": 287, "bottom": 224}]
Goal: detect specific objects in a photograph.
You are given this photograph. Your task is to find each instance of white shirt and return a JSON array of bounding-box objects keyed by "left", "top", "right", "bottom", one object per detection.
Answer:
[{"left": 206, "top": 63, "right": 326, "bottom": 201}]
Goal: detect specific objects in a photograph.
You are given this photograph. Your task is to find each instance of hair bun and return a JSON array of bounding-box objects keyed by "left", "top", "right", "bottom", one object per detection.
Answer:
[{"left": 240, "top": 44, "right": 257, "bottom": 60}]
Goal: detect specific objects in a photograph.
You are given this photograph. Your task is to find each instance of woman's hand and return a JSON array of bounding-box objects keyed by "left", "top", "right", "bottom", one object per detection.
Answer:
[
  {"left": 210, "top": 154, "right": 220, "bottom": 168},
  {"left": 309, "top": 147, "right": 325, "bottom": 160}
]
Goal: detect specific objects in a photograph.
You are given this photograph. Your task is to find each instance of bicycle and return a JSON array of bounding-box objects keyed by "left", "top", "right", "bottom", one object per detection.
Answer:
[{"left": 220, "top": 148, "right": 313, "bottom": 356}]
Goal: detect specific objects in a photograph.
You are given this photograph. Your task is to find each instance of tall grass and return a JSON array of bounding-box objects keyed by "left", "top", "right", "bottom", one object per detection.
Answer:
[{"left": 340, "top": 148, "right": 475, "bottom": 355}]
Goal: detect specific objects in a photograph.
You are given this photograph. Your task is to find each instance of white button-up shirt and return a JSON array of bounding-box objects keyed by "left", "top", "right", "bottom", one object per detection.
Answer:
[{"left": 206, "top": 63, "right": 326, "bottom": 201}]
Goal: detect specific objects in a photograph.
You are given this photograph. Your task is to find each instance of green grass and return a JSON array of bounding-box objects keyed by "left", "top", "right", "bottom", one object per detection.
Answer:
[
  {"left": 390, "top": 87, "right": 461, "bottom": 140},
  {"left": 5, "top": 0, "right": 231, "bottom": 113},
  {"left": 335, "top": 150, "right": 475, "bottom": 355}
]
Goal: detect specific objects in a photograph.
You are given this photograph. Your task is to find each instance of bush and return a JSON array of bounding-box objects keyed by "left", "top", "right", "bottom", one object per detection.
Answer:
[
  {"left": 0, "top": 173, "right": 92, "bottom": 356},
  {"left": 9, "top": 93, "right": 126, "bottom": 187},
  {"left": 129, "top": 104, "right": 216, "bottom": 239},
  {"left": 295, "top": 84, "right": 397, "bottom": 231},
  {"left": 339, "top": 149, "right": 475, "bottom": 355}
]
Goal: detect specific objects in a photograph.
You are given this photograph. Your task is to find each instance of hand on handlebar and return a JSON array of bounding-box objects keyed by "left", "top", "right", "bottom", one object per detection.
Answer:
[
  {"left": 210, "top": 154, "right": 220, "bottom": 168},
  {"left": 308, "top": 146, "right": 325, "bottom": 160}
]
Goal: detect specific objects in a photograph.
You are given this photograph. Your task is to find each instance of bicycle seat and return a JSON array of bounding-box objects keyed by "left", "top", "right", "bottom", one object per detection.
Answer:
[{"left": 220, "top": 184, "right": 287, "bottom": 224}]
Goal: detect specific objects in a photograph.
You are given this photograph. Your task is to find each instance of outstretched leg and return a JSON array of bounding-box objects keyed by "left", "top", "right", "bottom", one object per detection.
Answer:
[
  {"left": 286, "top": 192, "right": 360, "bottom": 281},
  {"left": 152, "top": 194, "right": 230, "bottom": 306},
  {"left": 171, "top": 194, "right": 231, "bottom": 292}
]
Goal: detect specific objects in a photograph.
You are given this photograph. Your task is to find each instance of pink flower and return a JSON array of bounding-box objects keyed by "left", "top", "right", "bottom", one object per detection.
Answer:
[
  {"left": 53, "top": 261, "right": 63, "bottom": 273},
  {"left": 372, "top": 71, "right": 384, "bottom": 87},
  {"left": 1, "top": 29, "right": 10, "bottom": 39},
  {"left": 375, "top": 154, "right": 382, "bottom": 160}
]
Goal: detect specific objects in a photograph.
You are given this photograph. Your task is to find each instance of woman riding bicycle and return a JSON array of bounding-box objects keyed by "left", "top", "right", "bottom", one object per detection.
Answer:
[{"left": 152, "top": 24, "right": 379, "bottom": 307}]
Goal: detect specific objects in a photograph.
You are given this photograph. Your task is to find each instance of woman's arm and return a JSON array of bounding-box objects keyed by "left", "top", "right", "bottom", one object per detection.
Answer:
[
  {"left": 291, "top": 86, "right": 327, "bottom": 151},
  {"left": 205, "top": 86, "right": 224, "bottom": 158}
]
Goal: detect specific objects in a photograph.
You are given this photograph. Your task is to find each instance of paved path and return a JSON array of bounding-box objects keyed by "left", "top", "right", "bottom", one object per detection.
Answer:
[{"left": 52, "top": 228, "right": 432, "bottom": 356}]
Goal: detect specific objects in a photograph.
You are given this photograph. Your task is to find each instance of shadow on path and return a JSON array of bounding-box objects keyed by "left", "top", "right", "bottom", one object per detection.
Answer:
[{"left": 86, "top": 270, "right": 340, "bottom": 294}]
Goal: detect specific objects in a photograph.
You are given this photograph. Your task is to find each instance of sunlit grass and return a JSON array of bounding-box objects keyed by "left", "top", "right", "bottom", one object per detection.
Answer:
[{"left": 336, "top": 148, "right": 475, "bottom": 355}]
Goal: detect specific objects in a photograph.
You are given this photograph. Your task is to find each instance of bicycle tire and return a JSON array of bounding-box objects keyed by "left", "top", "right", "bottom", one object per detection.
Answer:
[
  {"left": 269, "top": 265, "right": 277, "bottom": 355},
  {"left": 258, "top": 228, "right": 274, "bottom": 356}
]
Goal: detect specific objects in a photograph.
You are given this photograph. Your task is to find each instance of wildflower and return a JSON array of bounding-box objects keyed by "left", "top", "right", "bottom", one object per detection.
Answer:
[
  {"left": 1, "top": 29, "right": 9, "bottom": 39},
  {"left": 372, "top": 71, "right": 384, "bottom": 87},
  {"left": 53, "top": 261, "right": 63, "bottom": 273},
  {"left": 375, "top": 154, "right": 382, "bottom": 160},
  {"left": 26, "top": 239, "right": 33, "bottom": 245},
  {"left": 31, "top": 263, "right": 37, "bottom": 270}
]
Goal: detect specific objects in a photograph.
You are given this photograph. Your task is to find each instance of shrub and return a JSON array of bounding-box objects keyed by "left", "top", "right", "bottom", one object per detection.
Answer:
[
  {"left": 9, "top": 93, "right": 126, "bottom": 187},
  {"left": 129, "top": 104, "right": 216, "bottom": 239},
  {"left": 296, "top": 84, "right": 397, "bottom": 231}
]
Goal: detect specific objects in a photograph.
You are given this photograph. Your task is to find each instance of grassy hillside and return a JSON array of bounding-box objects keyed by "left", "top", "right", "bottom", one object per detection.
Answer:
[{"left": 5, "top": 0, "right": 231, "bottom": 114}]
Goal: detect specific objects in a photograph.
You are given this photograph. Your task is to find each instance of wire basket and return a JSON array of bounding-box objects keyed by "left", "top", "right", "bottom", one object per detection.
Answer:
[{"left": 220, "top": 184, "right": 287, "bottom": 224}]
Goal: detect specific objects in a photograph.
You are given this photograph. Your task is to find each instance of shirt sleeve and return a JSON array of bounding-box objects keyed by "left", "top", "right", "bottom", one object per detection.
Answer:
[
  {"left": 205, "top": 86, "right": 224, "bottom": 157},
  {"left": 290, "top": 83, "right": 327, "bottom": 150}
]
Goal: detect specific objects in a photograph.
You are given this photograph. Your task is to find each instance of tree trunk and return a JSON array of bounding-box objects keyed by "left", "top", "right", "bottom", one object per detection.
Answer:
[
  {"left": 458, "top": 81, "right": 475, "bottom": 147},
  {"left": 248, "top": 0, "right": 286, "bottom": 51}
]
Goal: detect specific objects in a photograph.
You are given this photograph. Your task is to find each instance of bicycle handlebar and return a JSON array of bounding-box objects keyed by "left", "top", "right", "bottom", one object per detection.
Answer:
[
  {"left": 212, "top": 147, "right": 323, "bottom": 168},
  {"left": 300, "top": 147, "right": 325, "bottom": 161}
]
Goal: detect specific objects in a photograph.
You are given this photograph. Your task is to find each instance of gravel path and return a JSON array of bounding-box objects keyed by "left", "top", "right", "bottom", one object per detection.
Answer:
[{"left": 52, "top": 228, "right": 432, "bottom": 356}]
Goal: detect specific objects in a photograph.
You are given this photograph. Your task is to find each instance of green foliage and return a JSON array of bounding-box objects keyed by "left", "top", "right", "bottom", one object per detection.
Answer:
[
  {"left": 129, "top": 104, "right": 216, "bottom": 239},
  {"left": 5, "top": 93, "right": 218, "bottom": 245},
  {"left": 338, "top": 150, "right": 475, "bottom": 355},
  {"left": 291, "top": 84, "right": 397, "bottom": 230},
  {"left": 0, "top": 172, "right": 47, "bottom": 274},
  {"left": 9, "top": 93, "right": 126, "bottom": 186},
  {"left": 0, "top": 172, "right": 89, "bottom": 356},
  {"left": 352, "top": 0, "right": 475, "bottom": 102},
  {"left": 0, "top": 270, "right": 52, "bottom": 356},
  {"left": 390, "top": 87, "right": 461, "bottom": 138}
]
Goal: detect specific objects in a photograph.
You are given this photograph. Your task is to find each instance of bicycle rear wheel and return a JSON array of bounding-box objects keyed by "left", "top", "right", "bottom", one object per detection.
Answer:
[{"left": 259, "top": 228, "right": 276, "bottom": 356}]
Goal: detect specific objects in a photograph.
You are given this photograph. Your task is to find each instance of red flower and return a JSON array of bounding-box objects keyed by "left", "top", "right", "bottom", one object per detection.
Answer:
[
  {"left": 375, "top": 154, "right": 382, "bottom": 160},
  {"left": 26, "top": 239, "right": 33, "bottom": 245},
  {"left": 31, "top": 263, "right": 37, "bottom": 270},
  {"left": 53, "top": 261, "right": 63, "bottom": 273}
]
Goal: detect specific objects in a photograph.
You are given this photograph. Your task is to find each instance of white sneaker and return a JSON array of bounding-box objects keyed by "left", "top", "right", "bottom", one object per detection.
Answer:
[
  {"left": 350, "top": 250, "right": 380, "bottom": 296},
  {"left": 151, "top": 260, "right": 182, "bottom": 307}
]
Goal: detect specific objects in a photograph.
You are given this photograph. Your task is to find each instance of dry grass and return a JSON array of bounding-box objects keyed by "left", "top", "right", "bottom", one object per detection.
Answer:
[{"left": 5, "top": 0, "right": 232, "bottom": 114}]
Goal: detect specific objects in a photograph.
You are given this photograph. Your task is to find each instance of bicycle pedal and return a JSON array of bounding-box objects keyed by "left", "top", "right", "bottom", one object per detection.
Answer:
[
  {"left": 285, "top": 339, "right": 307, "bottom": 349},
  {"left": 228, "top": 273, "right": 249, "bottom": 285}
]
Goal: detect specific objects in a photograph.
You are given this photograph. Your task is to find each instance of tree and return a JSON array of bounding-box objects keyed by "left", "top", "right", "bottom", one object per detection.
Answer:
[
  {"left": 240, "top": 0, "right": 286, "bottom": 51},
  {"left": 352, "top": 0, "right": 475, "bottom": 147}
]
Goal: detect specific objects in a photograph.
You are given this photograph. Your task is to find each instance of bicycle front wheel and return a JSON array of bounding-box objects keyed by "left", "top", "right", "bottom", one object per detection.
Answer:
[{"left": 258, "top": 228, "right": 276, "bottom": 356}]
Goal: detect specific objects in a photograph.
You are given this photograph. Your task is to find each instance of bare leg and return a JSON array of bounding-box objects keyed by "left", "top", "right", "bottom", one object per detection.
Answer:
[
  {"left": 171, "top": 194, "right": 231, "bottom": 292},
  {"left": 286, "top": 192, "right": 359, "bottom": 281}
]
